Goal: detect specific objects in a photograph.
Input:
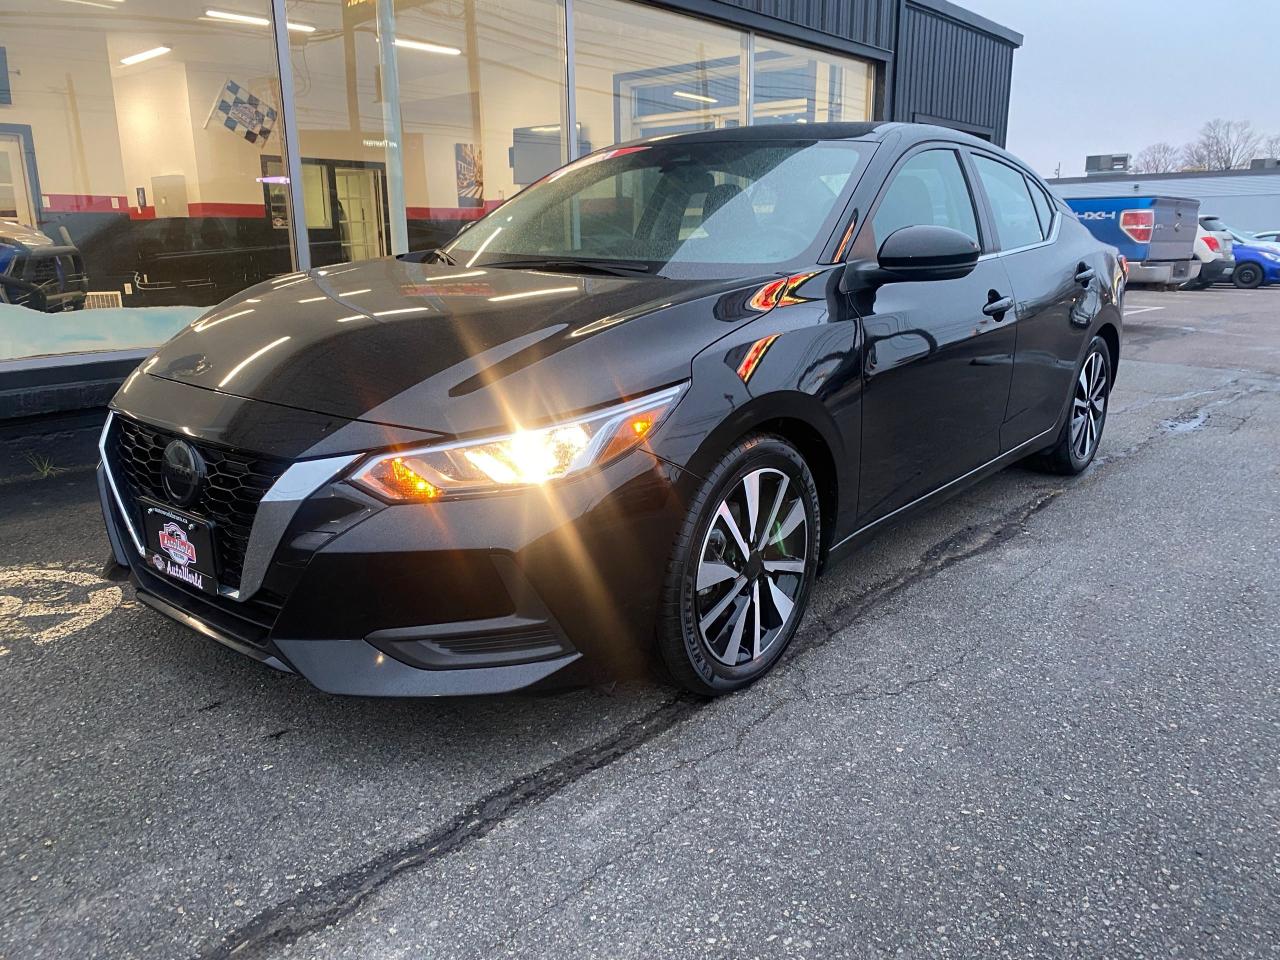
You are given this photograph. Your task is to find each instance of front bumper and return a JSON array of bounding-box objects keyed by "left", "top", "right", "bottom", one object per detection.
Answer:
[{"left": 100, "top": 414, "right": 688, "bottom": 696}]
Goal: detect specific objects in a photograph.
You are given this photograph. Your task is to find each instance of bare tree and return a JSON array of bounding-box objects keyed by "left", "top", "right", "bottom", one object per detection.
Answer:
[
  {"left": 1260, "top": 133, "right": 1280, "bottom": 161},
  {"left": 1182, "top": 119, "right": 1261, "bottom": 171},
  {"left": 1132, "top": 142, "right": 1181, "bottom": 173}
]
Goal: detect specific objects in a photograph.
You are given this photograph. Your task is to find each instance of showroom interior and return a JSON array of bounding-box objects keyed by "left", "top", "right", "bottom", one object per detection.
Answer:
[{"left": 0, "top": 0, "right": 1019, "bottom": 414}]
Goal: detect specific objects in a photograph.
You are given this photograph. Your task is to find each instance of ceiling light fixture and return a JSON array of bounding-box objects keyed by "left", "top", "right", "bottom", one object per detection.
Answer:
[
  {"left": 673, "top": 90, "right": 717, "bottom": 104},
  {"left": 119, "top": 46, "right": 171, "bottom": 65},
  {"left": 393, "top": 37, "right": 462, "bottom": 56},
  {"left": 205, "top": 8, "right": 269, "bottom": 26}
]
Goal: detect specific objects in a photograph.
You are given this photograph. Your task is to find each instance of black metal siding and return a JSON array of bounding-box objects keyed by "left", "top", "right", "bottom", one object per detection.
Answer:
[
  {"left": 710, "top": 0, "right": 898, "bottom": 51},
  {"left": 892, "top": 0, "right": 1017, "bottom": 145},
  {"left": 653, "top": 0, "right": 897, "bottom": 58}
]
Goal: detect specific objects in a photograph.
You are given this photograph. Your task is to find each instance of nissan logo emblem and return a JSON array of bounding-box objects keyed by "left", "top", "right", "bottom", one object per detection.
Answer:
[{"left": 161, "top": 439, "right": 206, "bottom": 507}]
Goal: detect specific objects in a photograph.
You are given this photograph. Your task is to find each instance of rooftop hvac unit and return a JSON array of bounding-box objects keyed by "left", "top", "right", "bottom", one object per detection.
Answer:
[
  {"left": 1085, "top": 153, "right": 1131, "bottom": 176},
  {"left": 1250, "top": 158, "right": 1280, "bottom": 170}
]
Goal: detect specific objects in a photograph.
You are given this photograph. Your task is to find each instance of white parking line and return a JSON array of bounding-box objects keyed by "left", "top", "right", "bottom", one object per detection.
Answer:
[{"left": 1123, "top": 305, "right": 1166, "bottom": 316}]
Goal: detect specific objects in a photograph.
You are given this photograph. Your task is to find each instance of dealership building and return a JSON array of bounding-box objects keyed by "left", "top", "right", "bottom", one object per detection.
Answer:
[{"left": 0, "top": 0, "right": 1020, "bottom": 417}]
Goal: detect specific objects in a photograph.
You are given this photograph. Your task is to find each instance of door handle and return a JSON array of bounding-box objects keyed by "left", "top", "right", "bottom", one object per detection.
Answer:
[
  {"left": 982, "top": 294, "right": 1014, "bottom": 318},
  {"left": 1075, "top": 264, "right": 1096, "bottom": 287}
]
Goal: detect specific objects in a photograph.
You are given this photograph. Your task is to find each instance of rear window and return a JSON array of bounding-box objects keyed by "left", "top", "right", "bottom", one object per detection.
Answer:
[
  {"left": 1201, "top": 217, "right": 1231, "bottom": 233},
  {"left": 972, "top": 155, "right": 1043, "bottom": 249}
]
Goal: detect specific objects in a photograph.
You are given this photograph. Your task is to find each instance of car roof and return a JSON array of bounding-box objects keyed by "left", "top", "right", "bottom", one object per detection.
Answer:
[{"left": 619, "top": 121, "right": 1035, "bottom": 172}]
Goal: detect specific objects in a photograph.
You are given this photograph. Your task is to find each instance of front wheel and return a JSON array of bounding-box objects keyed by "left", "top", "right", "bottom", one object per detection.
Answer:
[
  {"left": 1032, "top": 336, "right": 1112, "bottom": 475},
  {"left": 1233, "top": 262, "right": 1264, "bottom": 289},
  {"left": 657, "top": 435, "right": 821, "bottom": 696}
]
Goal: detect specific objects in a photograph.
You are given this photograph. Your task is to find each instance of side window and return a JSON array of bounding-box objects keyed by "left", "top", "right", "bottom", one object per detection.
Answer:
[
  {"left": 871, "top": 149, "right": 980, "bottom": 248},
  {"left": 1027, "top": 177, "right": 1054, "bottom": 237},
  {"left": 973, "top": 155, "right": 1043, "bottom": 249}
]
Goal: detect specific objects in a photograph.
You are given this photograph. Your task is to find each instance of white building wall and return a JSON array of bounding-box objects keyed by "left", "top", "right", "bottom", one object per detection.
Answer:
[{"left": 1048, "top": 171, "right": 1280, "bottom": 233}]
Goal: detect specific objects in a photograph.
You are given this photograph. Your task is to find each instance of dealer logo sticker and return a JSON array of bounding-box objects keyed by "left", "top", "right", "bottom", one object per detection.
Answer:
[{"left": 158, "top": 522, "right": 197, "bottom": 566}]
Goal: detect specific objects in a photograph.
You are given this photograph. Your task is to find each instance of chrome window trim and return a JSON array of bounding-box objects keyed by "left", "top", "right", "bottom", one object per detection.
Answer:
[{"left": 99, "top": 411, "right": 358, "bottom": 603}]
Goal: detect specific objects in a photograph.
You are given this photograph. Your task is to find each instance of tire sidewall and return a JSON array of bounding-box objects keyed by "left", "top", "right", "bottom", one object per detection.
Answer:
[
  {"left": 1069, "top": 336, "right": 1112, "bottom": 470},
  {"left": 676, "top": 438, "right": 820, "bottom": 693},
  {"left": 1235, "top": 263, "right": 1263, "bottom": 289}
]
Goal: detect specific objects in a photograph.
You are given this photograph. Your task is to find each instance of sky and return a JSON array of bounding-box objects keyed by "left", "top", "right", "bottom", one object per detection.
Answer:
[{"left": 955, "top": 0, "right": 1279, "bottom": 178}]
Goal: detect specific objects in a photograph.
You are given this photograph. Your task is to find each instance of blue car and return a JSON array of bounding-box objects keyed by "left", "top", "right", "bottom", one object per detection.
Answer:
[{"left": 1225, "top": 233, "right": 1280, "bottom": 289}]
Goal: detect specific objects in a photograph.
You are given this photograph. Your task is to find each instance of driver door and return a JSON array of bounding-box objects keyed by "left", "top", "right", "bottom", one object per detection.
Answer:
[{"left": 851, "top": 146, "right": 1018, "bottom": 526}]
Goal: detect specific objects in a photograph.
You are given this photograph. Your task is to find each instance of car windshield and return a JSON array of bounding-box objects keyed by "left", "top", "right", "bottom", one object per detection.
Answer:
[{"left": 443, "top": 139, "right": 868, "bottom": 278}]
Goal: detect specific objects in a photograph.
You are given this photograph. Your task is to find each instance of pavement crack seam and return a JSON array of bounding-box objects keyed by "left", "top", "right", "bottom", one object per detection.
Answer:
[{"left": 194, "top": 695, "right": 702, "bottom": 960}]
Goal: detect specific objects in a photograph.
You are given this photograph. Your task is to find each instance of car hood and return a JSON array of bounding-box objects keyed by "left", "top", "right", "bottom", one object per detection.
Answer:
[{"left": 144, "top": 257, "right": 768, "bottom": 437}]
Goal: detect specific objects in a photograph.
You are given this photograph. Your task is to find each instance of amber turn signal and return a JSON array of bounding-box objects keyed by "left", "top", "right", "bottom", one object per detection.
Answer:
[{"left": 362, "top": 456, "right": 445, "bottom": 502}]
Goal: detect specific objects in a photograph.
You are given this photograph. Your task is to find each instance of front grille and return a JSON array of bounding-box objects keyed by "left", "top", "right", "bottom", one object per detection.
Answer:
[{"left": 111, "top": 416, "right": 290, "bottom": 590}]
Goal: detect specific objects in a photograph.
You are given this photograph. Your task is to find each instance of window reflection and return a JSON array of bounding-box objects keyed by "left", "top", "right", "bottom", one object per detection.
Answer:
[
  {"left": 754, "top": 36, "right": 875, "bottom": 125},
  {"left": 285, "top": 0, "right": 569, "bottom": 266},
  {"left": 574, "top": 0, "right": 747, "bottom": 143},
  {"left": 0, "top": 0, "right": 293, "bottom": 360},
  {"left": 1, "top": 0, "right": 876, "bottom": 362}
]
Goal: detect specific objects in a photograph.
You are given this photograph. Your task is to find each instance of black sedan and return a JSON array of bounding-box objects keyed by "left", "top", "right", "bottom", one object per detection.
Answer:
[{"left": 99, "top": 122, "right": 1123, "bottom": 697}]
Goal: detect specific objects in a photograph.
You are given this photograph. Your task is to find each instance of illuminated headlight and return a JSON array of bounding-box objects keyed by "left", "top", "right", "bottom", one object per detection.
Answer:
[{"left": 349, "top": 384, "right": 684, "bottom": 502}]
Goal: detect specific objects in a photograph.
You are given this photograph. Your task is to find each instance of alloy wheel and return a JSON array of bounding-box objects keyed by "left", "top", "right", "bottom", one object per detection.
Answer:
[
  {"left": 694, "top": 467, "right": 809, "bottom": 667},
  {"left": 1071, "top": 349, "right": 1107, "bottom": 462}
]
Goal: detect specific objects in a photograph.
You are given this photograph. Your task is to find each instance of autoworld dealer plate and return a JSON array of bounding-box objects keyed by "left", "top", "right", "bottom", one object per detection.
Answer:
[{"left": 141, "top": 500, "right": 219, "bottom": 596}]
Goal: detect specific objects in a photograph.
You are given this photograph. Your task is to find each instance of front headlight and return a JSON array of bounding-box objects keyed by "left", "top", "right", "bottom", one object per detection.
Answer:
[{"left": 349, "top": 384, "right": 684, "bottom": 502}]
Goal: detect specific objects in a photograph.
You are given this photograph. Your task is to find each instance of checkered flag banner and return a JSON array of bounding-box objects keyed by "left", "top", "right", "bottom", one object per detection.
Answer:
[{"left": 206, "top": 80, "right": 277, "bottom": 148}]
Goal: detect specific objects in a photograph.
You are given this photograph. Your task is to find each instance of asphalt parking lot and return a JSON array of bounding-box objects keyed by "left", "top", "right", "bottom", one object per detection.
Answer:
[{"left": 2, "top": 286, "right": 1278, "bottom": 960}]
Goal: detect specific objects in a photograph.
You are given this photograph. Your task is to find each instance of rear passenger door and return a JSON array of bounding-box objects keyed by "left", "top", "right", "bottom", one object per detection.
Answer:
[{"left": 968, "top": 152, "right": 1089, "bottom": 450}]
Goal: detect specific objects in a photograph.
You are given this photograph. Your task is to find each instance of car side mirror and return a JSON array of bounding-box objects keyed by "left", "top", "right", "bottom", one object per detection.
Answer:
[{"left": 841, "top": 224, "right": 981, "bottom": 292}]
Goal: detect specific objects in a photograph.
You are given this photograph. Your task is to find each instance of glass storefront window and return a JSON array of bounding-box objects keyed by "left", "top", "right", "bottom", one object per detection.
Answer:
[
  {"left": 1, "top": 0, "right": 876, "bottom": 363},
  {"left": 285, "top": 0, "right": 568, "bottom": 267},
  {"left": 573, "top": 0, "right": 747, "bottom": 146},
  {"left": 0, "top": 0, "right": 295, "bottom": 360},
  {"left": 754, "top": 36, "right": 875, "bottom": 125}
]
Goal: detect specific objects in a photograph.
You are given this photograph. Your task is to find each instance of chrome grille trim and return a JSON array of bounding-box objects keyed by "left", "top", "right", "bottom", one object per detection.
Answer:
[{"left": 100, "top": 411, "right": 359, "bottom": 603}]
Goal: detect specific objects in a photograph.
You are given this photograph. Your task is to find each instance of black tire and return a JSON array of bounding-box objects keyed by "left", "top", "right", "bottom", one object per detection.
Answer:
[
  {"left": 1233, "top": 262, "right": 1264, "bottom": 289},
  {"left": 656, "top": 434, "right": 821, "bottom": 696},
  {"left": 1032, "top": 335, "right": 1112, "bottom": 476},
  {"left": 1181, "top": 277, "right": 1211, "bottom": 291}
]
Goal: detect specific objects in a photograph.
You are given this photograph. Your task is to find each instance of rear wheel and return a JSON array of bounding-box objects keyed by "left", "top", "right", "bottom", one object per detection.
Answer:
[
  {"left": 1233, "top": 262, "right": 1264, "bottom": 289},
  {"left": 1032, "top": 336, "right": 1112, "bottom": 475},
  {"left": 657, "top": 435, "right": 820, "bottom": 696}
]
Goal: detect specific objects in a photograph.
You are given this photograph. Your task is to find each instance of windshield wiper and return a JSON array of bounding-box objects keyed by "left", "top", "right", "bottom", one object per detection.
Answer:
[
  {"left": 484, "top": 257, "right": 652, "bottom": 277},
  {"left": 427, "top": 247, "right": 458, "bottom": 266}
]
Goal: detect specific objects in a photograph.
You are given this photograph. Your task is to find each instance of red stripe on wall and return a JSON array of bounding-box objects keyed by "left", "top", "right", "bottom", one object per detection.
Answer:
[
  {"left": 188, "top": 202, "right": 267, "bottom": 218},
  {"left": 42, "top": 193, "right": 130, "bottom": 214},
  {"left": 406, "top": 199, "right": 503, "bottom": 221},
  {"left": 42, "top": 194, "right": 502, "bottom": 222}
]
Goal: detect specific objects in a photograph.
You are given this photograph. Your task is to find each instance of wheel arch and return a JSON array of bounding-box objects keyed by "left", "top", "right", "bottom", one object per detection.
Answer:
[
  {"left": 679, "top": 391, "right": 849, "bottom": 564},
  {"left": 1097, "top": 317, "right": 1121, "bottom": 380}
]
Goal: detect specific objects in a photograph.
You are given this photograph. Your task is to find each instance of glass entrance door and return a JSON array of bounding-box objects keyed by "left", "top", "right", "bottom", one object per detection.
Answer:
[
  {"left": 334, "top": 167, "right": 386, "bottom": 262},
  {"left": 0, "top": 135, "right": 36, "bottom": 224}
]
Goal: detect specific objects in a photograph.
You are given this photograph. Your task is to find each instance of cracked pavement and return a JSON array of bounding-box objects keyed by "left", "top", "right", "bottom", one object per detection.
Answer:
[{"left": 2, "top": 287, "right": 1279, "bottom": 959}]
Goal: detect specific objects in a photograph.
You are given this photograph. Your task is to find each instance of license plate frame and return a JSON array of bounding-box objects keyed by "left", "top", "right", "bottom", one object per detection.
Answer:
[{"left": 140, "top": 500, "right": 220, "bottom": 596}]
